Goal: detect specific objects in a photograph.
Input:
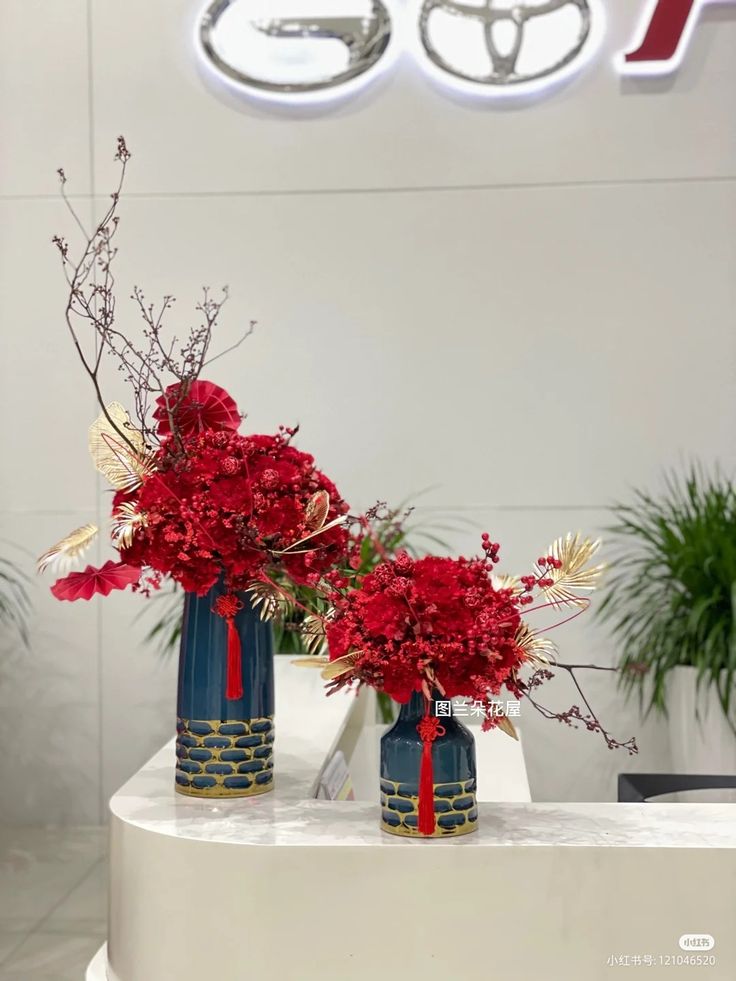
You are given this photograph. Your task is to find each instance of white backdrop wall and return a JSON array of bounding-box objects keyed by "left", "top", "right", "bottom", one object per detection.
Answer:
[{"left": 0, "top": 0, "right": 734, "bottom": 824}]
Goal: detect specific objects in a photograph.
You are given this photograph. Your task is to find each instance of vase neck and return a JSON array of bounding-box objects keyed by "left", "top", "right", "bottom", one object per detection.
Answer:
[{"left": 398, "top": 691, "right": 437, "bottom": 721}]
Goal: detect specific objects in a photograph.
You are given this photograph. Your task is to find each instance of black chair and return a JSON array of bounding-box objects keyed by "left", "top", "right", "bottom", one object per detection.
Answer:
[{"left": 618, "top": 773, "right": 736, "bottom": 802}]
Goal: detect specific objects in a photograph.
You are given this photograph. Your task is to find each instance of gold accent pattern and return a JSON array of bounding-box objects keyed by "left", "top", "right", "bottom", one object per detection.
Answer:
[
  {"left": 175, "top": 717, "right": 274, "bottom": 799},
  {"left": 380, "top": 777, "right": 478, "bottom": 838}
]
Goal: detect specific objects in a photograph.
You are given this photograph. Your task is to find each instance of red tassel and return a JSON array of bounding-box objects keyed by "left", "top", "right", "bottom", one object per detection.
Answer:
[
  {"left": 213, "top": 593, "right": 244, "bottom": 701},
  {"left": 225, "top": 617, "right": 243, "bottom": 701},
  {"left": 417, "top": 713, "right": 445, "bottom": 836}
]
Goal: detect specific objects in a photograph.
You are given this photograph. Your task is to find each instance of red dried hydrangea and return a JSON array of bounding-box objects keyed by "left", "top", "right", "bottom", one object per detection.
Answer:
[
  {"left": 325, "top": 546, "right": 527, "bottom": 718},
  {"left": 117, "top": 426, "right": 349, "bottom": 595}
]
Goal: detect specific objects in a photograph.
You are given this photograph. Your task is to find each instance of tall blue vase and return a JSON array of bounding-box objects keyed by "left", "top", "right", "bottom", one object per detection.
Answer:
[
  {"left": 175, "top": 579, "right": 275, "bottom": 799},
  {"left": 380, "top": 693, "right": 477, "bottom": 838}
]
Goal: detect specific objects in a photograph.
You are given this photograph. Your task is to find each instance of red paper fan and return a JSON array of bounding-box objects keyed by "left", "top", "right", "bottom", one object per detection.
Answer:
[
  {"left": 51, "top": 561, "right": 141, "bottom": 601},
  {"left": 154, "top": 380, "right": 241, "bottom": 437}
]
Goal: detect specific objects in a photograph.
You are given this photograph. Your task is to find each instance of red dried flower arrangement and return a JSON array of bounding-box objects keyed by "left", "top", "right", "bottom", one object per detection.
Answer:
[
  {"left": 39, "top": 139, "right": 350, "bottom": 700},
  {"left": 313, "top": 533, "right": 637, "bottom": 834},
  {"left": 324, "top": 548, "right": 523, "bottom": 713},
  {"left": 116, "top": 421, "right": 349, "bottom": 597}
]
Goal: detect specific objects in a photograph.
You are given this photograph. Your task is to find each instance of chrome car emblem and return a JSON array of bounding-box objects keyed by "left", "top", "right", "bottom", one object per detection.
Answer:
[
  {"left": 199, "top": 0, "right": 393, "bottom": 96},
  {"left": 418, "top": 0, "right": 593, "bottom": 87}
]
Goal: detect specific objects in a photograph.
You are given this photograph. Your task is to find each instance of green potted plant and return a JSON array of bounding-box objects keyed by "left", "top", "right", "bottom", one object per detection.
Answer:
[{"left": 599, "top": 466, "right": 736, "bottom": 773}]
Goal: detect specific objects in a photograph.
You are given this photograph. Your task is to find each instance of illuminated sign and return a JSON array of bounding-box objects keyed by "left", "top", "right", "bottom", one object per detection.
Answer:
[
  {"left": 197, "top": 0, "right": 734, "bottom": 104},
  {"left": 198, "top": 1, "right": 398, "bottom": 103},
  {"left": 619, "top": 0, "right": 730, "bottom": 76},
  {"left": 410, "top": 0, "right": 605, "bottom": 99}
]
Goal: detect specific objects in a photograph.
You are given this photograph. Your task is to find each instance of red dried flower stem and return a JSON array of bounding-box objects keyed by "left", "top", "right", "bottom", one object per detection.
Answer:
[
  {"left": 358, "top": 515, "right": 391, "bottom": 564},
  {"left": 521, "top": 597, "right": 591, "bottom": 630}
]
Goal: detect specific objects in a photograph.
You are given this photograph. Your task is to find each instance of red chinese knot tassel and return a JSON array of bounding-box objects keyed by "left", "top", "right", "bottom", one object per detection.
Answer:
[
  {"left": 213, "top": 593, "right": 244, "bottom": 701},
  {"left": 417, "top": 713, "right": 445, "bottom": 836}
]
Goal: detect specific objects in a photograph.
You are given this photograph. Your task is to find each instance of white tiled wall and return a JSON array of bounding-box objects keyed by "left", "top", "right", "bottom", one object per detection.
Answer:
[{"left": 1, "top": 0, "right": 734, "bottom": 823}]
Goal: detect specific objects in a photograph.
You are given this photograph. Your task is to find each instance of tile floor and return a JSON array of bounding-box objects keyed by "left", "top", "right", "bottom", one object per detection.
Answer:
[{"left": 0, "top": 826, "right": 106, "bottom": 980}]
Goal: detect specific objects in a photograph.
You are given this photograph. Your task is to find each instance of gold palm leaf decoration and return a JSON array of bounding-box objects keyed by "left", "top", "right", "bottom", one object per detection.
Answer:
[
  {"left": 492, "top": 573, "right": 523, "bottom": 596},
  {"left": 38, "top": 523, "right": 98, "bottom": 574},
  {"left": 301, "top": 613, "right": 329, "bottom": 657},
  {"left": 305, "top": 490, "right": 330, "bottom": 531},
  {"left": 111, "top": 502, "right": 147, "bottom": 550},
  {"left": 320, "top": 650, "right": 361, "bottom": 681},
  {"left": 514, "top": 622, "right": 557, "bottom": 666},
  {"left": 245, "top": 580, "right": 286, "bottom": 623},
  {"left": 535, "top": 533, "right": 605, "bottom": 609},
  {"left": 88, "top": 403, "right": 156, "bottom": 492},
  {"left": 291, "top": 656, "right": 329, "bottom": 669}
]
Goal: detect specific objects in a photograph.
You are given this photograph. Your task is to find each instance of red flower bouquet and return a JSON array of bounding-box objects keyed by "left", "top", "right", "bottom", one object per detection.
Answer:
[
  {"left": 40, "top": 386, "right": 350, "bottom": 698},
  {"left": 116, "top": 423, "right": 349, "bottom": 596},
  {"left": 324, "top": 549, "right": 524, "bottom": 711},
  {"left": 40, "top": 139, "right": 350, "bottom": 703},
  {"left": 315, "top": 534, "right": 636, "bottom": 835}
]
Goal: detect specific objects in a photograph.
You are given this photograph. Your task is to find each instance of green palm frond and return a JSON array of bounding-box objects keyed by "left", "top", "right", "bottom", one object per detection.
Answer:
[
  {"left": 141, "top": 583, "right": 183, "bottom": 659},
  {"left": 0, "top": 550, "right": 32, "bottom": 646}
]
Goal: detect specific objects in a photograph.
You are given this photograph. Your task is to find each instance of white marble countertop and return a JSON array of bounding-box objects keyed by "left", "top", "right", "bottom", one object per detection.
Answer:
[
  {"left": 111, "top": 659, "right": 736, "bottom": 850},
  {"left": 103, "top": 660, "right": 736, "bottom": 981}
]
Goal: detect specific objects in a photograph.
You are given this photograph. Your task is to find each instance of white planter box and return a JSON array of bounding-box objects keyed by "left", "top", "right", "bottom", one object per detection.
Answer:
[{"left": 668, "top": 666, "right": 736, "bottom": 775}]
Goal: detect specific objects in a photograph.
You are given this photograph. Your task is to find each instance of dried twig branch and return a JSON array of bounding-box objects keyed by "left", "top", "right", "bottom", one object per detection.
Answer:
[
  {"left": 516, "top": 663, "right": 639, "bottom": 754},
  {"left": 53, "top": 137, "right": 251, "bottom": 451}
]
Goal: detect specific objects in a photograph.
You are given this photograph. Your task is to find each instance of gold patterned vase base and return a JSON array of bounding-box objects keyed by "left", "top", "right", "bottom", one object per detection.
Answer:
[
  {"left": 175, "top": 717, "right": 274, "bottom": 799},
  {"left": 380, "top": 777, "right": 478, "bottom": 838}
]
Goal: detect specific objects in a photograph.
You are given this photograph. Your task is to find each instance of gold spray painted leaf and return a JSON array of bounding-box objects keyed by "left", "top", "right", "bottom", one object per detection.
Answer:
[
  {"left": 514, "top": 622, "right": 558, "bottom": 665},
  {"left": 536, "top": 533, "right": 606, "bottom": 609},
  {"left": 496, "top": 714, "right": 519, "bottom": 741},
  {"left": 320, "top": 651, "right": 361, "bottom": 681},
  {"left": 291, "top": 657, "right": 329, "bottom": 669},
  {"left": 89, "top": 403, "right": 156, "bottom": 492},
  {"left": 38, "top": 523, "right": 98, "bottom": 574},
  {"left": 492, "top": 574, "right": 523, "bottom": 596},
  {"left": 300, "top": 614, "right": 328, "bottom": 657},
  {"left": 110, "top": 502, "right": 147, "bottom": 550},
  {"left": 305, "top": 490, "right": 330, "bottom": 531},
  {"left": 246, "top": 580, "right": 285, "bottom": 622}
]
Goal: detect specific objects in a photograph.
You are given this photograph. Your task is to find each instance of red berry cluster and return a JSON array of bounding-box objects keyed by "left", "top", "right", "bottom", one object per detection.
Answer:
[{"left": 516, "top": 554, "right": 563, "bottom": 605}]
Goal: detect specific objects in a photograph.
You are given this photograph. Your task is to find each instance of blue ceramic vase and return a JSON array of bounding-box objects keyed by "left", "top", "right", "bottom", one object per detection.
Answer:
[
  {"left": 175, "top": 579, "right": 275, "bottom": 799},
  {"left": 380, "top": 693, "right": 478, "bottom": 837}
]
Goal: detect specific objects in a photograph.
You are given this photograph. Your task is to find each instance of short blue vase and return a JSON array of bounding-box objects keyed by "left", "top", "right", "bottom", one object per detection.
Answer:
[
  {"left": 175, "top": 579, "right": 275, "bottom": 799},
  {"left": 380, "top": 693, "right": 478, "bottom": 838}
]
